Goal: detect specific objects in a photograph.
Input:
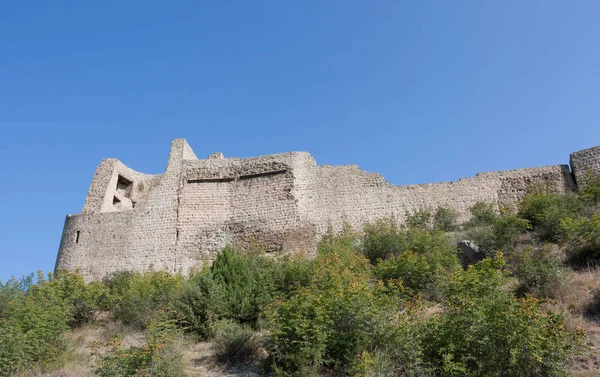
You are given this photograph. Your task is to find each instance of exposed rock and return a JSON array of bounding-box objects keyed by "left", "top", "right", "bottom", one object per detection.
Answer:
[{"left": 458, "top": 240, "right": 486, "bottom": 268}]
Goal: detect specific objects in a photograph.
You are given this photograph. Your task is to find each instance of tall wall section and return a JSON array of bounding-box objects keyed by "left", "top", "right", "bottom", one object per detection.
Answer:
[
  {"left": 174, "top": 152, "right": 317, "bottom": 272},
  {"left": 297, "top": 164, "right": 575, "bottom": 236},
  {"left": 56, "top": 140, "right": 600, "bottom": 280},
  {"left": 570, "top": 146, "right": 600, "bottom": 189}
]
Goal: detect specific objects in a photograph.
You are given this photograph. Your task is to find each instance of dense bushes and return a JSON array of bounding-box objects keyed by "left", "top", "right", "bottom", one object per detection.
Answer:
[
  {"left": 264, "top": 242, "right": 384, "bottom": 376},
  {"left": 4, "top": 181, "right": 600, "bottom": 376},
  {"left": 423, "top": 256, "right": 583, "bottom": 377},
  {"left": 175, "top": 269, "right": 227, "bottom": 338},
  {"left": 103, "top": 270, "right": 184, "bottom": 329},
  {"left": 519, "top": 190, "right": 580, "bottom": 242},
  {"left": 372, "top": 230, "right": 459, "bottom": 296},
  {"left": 0, "top": 270, "right": 104, "bottom": 376}
]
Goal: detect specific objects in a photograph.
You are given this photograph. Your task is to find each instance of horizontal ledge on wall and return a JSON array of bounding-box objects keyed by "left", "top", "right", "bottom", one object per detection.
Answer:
[{"left": 187, "top": 170, "right": 288, "bottom": 184}]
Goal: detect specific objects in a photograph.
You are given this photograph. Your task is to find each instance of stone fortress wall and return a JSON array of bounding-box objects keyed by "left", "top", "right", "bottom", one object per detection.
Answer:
[{"left": 56, "top": 140, "right": 600, "bottom": 280}]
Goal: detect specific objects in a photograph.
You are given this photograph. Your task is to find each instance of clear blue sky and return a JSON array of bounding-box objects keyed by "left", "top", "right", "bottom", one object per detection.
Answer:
[{"left": 1, "top": 1, "right": 599, "bottom": 281}]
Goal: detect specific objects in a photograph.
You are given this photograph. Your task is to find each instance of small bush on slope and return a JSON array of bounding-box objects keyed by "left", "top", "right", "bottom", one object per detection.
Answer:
[
  {"left": 518, "top": 187, "right": 582, "bottom": 242},
  {"left": 423, "top": 255, "right": 584, "bottom": 377},
  {"left": 373, "top": 229, "right": 460, "bottom": 297},
  {"left": 104, "top": 270, "right": 184, "bottom": 329},
  {"left": 210, "top": 246, "right": 275, "bottom": 325},
  {"left": 514, "top": 244, "right": 566, "bottom": 299},
  {"left": 174, "top": 269, "right": 227, "bottom": 338},
  {"left": 264, "top": 238, "right": 385, "bottom": 376},
  {"left": 465, "top": 201, "right": 499, "bottom": 228},
  {"left": 562, "top": 213, "right": 600, "bottom": 267},
  {"left": 0, "top": 270, "right": 107, "bottom": 376},
  {"left": 363, "top": 218, "right": 408, "bottom": 264},
  {"left": 92, "top": 310, "right": 186, "bottom": 377},
  {"left": 579, "top": 174, "right": 600, "bottom": 206},
  {"left": 212, "top": 319, "right": 263, "bottom": 365},
  {"left": 433, "top": 204, "right": 460, "bottom": 232}
]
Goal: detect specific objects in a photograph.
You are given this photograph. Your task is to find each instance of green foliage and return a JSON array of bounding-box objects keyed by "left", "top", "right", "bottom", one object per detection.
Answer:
[
  {"left": 362, "top": 218, "right": 407, "bottom": 264},
  {"left": 104, "top": 270, "right": 185, "bottom": 329},
  {"left": 274, "top": 254, "right": 313, "bottom": 295},
  {"left": 373, "top": 230, "right": 460, "bottom": 296},
  {"left": 579, "top": 174, "right": 600, "bottom": 206},
  {"left": 423, "top": 255, "right": 584, "bottom": 377},
  {"left": 211, "top": 246, "right": 273, "bottom": 324},
  {"left": 433, "top": 204, "right": 460, "bottom": 232},
  {"left": 359, "top": 300, "right": 432, "bottom": 377},
  {"left": 317, "top": 223, "right": 360, "bottom": 255},
  {"left": 264, "top": 237, "right": 384, "bottom": 376},
  {"left": 464, "top": 211, "right": 530, "bottom": 256},
  {"left": 0, "top": 272, "right": 70, "bottom": 376},
  {"left": 514, "top": 245, "right": 566, "bottom": 299},
  {"left": 211, "top": 246, "right": 258, "bottom": 324},
  {"left": 54, "top": 269, "right": 108, "bottom": 327},
  {"left": 405, "top": 207, "right": 433, "bottom": 231},
  {"left": 174, "top": 269, "right": 227, "bottom": 338},
  {"left": 491, "top": 214, "right": 531, "bottom": 252},
  {"left": 518, "top": 188, "right": 581, "bottom": 242},
  {"left": 264, "top": 288, "right": 330, "bottom": 377},
  {"left": 465, "top": 201, "right": 498, "bottom": 228},
  {"left": 92, "top": 311, "right": 187, "bottom": 377},
  {"left": 212, "top": 320, "right": 263, "bottom": 365},
  {"left": 561, "top": 213, "right": 600, "bottom": 266}
]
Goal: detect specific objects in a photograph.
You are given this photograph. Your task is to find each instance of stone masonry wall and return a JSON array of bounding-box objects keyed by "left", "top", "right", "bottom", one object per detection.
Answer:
[
  {"left": 570, "top": 146, "right": 600, "bottom": 189},
  {"left": 297, "top": 164, "right": 574, "bottom": 237},
  {"left": 55, "top": 140, "right": 599, "bottom": 280}
]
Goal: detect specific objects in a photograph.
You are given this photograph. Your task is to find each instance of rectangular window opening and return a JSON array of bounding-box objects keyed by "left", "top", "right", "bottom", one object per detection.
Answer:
[
  {"left": 75, "top": 231, "right": 80, "bottom": 244},
  {"left": 117, "top": 175, "right": 133, "bottom": 191}
]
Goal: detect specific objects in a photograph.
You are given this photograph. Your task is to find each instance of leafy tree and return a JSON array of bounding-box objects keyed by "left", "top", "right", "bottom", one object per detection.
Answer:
[{"left": 433, "top": 204, "right": 460, "bottom": 232}]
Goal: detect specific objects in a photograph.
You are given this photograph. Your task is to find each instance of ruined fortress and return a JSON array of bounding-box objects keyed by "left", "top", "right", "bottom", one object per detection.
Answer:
[{"left": 56, "top": 139, "right": 600, "bottom": 280}]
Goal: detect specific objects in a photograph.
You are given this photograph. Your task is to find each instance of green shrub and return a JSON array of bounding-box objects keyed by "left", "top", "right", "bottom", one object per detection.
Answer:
[
  {"left": 514, "top": 245, "right": 566, "bottom": 299},
  {"left": 275, "top": 254, "right": 313, "bottom": 295},
  {"left": 373, "top": 230, "right": 460, "bottom": 297},
  {"left": 0, "top": 273, "right": 71, "bottom": 376},
  {"left": 212, "top": 320, "right": 263, "bottom": 365},
  {"left": 433, "top": 204, "right": 460, "bottom": 232},
  {"left": 53, "top": 269, "right": 108, "bottom": 327},
  {"left": 463, "top": 212, "right": 530, "bottom": 257},
  {"left": 317, "top": 223, "right": 360, "bottom": 255},
  {"left": 491, "top": 214, "right": 531, "bottom": 253},
  {"left": 93, "top": 311, "right": 187, "bottom": 377},
  {"left": 211, "top": 246, "right": 270, "bottom": 324},
  {"left": 405, "top": 207, "right": 433, "bottom": 231},
  {"left": 465, "top": 202, "right": 498, "bottom": 228},
  {"left": 264, "top": 288, "right": 330, "bottom": 377},
  {"left": 562, "top": 213, "right": 600, "bottom": 267},
  {"left": 374, "top": 251, "right": 430, "bottom": 292},
  {"left": 174, "top": 269, "right": 227, "bottom": 338},
  {"left": 579, "top": 174, "right": 600, "bottom": 206},
  {"left": 363, "top": 218, "right": 407, "bottom": 264},
  {"left": 518, "top": 188, "right": 581, "bottom": 242},
  {"left": 359, "top": 300, "right": 431, "bottom": 377},
  {"left": 422, "top": 255, "right": 584, "bottom": 377},
  {"left": 265, "top": 237, "right": 395, "bottom": 376},
  {"left": 104, "top": 270, "right": 184, "bottom": 329}
]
